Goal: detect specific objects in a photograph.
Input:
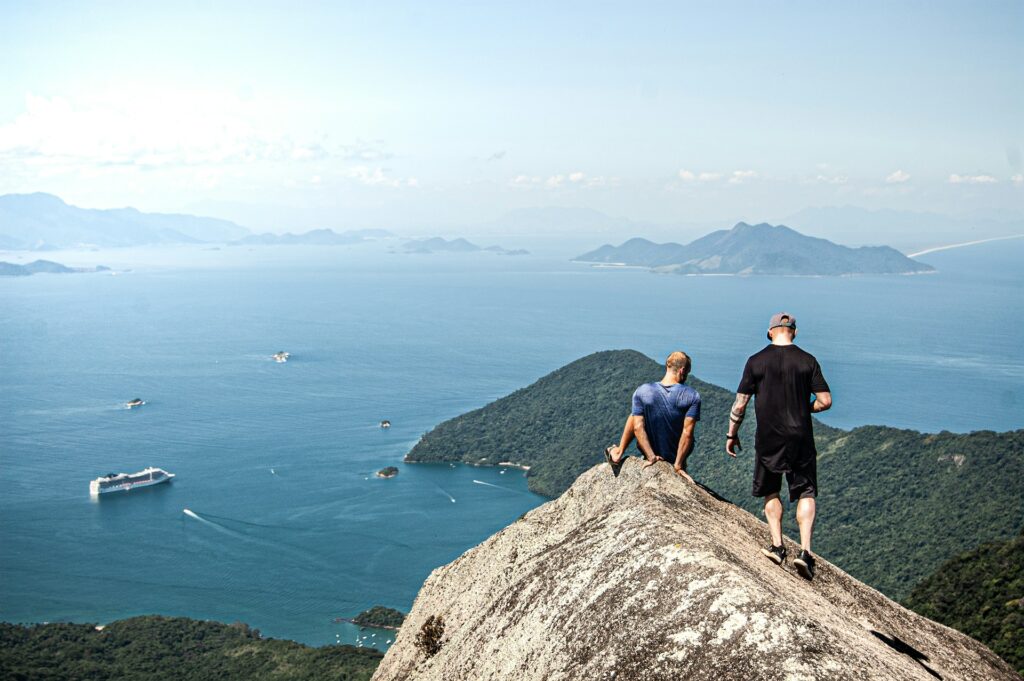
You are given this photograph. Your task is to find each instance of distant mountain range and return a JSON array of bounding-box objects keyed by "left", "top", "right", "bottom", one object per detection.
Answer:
[
  {"left": 575, "top": 222, "right": 934, "bottom": 275},
  {"left": 232, "top": 228, "right": 392, "bottom": 246},
  {"left": 0, "top": 259, "right": 110, "bottom": 276},
  {"left": 402, "top": 237, "right": 529, "bottom": 256},
  {"left": 0, "top": 193, "right": 251, "bottom": 249}
]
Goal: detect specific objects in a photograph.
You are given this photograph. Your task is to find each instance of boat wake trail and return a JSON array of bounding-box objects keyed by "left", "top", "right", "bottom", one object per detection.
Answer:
[
  {"left": 184, "top": 508, "right": 332, "bottom": 569},
  {"left": 432, "top": 482, "right": 457, "bottom": 503},
  {"left": 183, "top": 508, "right": 240, "bottom": 538},
  {"left": 472, "top": 479, "right": 526, "bottom": 494},
  {"left": 196, "top": 511, "right": 302, "bottom": 531}
]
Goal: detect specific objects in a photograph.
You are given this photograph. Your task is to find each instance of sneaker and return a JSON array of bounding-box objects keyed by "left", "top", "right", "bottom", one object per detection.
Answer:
[
  {"left": 794, "top": 550, "right": 816, "bottom": 580},
  {"left": 761, "top": 543, "right": 787, "bottom": 565}
]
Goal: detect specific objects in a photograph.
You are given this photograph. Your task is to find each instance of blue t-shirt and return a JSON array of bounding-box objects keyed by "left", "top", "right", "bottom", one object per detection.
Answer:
[{"left": 631, "top": 382, "right": 701, "bottom": 461}]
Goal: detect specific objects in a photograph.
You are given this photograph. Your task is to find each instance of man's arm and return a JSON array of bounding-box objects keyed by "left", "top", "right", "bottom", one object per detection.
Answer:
[
  {"left": 674, "top": 417, "right": 697, "bottom": 481},
  {"left": 726, "top": 393, "right": 751, "bottom": 457},
  {"left": 633, "top": 414, "right": 660, "bottom": 463},
  {"left": 812, "top": 391, "right": 832, "bottom": 413},
  {"left": 608, "top": 414, "right": 636, "bottom": 463}
]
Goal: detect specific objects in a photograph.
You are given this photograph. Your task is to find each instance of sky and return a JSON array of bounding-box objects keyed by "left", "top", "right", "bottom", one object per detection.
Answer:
[{"left": 1, "top": 1, "right": 1022, "bottom": 237}]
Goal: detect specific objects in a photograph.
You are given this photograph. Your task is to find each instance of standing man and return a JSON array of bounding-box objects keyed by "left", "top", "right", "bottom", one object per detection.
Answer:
[
  {"left": 725, "top": 313, "right": 831, "bottom": 580},
  {"left": 605, "top": 351, "right": 701, "bottom": 482}
]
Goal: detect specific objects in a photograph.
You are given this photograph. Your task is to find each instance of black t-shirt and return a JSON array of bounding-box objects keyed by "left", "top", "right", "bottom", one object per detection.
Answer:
[{"left": 737, "top": 344, "right": 830, "bottom": 472}]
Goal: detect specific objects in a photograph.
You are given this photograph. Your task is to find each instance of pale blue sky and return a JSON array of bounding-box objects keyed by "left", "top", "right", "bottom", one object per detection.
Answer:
[{"left": 1, "top": 1, "right": 1021, "bottom": 234}]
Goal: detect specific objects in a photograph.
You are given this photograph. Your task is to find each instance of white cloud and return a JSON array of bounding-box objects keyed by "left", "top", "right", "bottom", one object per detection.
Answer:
[
  {"left": 728, "top": 170, "right": 757, "bottom": 184},
  {"left": 346, "top": 166, "right": 416, "bottom": 188},
  {"left": 886, "top": 169, "right": 911, "bottom": 184},
  {"left": 569, "top": 171, "right": 585, "bottom": 183},
  {"left": 678, "top": 169, "right": 722, "bottom": 182},
  {"left": 339, "top": 140, "right": 392, "bottom": 162},
  {"left": 815, "top": 174, "right": 848, "bottom": 185},
  {"left": 1010, "top": 174, "right": 1023, "bottom": 186},
  {"left": 546, "top": 174, "right": 565, "bottom": 188},
  {"left": 0, "top": 92, "right": 330, "bottom": 173},
  {"left": 510, "top": 174, "right": 541, "bottom": 188},
  {"left": 948, "top": 173, "right": 998, "bottom": 184}
]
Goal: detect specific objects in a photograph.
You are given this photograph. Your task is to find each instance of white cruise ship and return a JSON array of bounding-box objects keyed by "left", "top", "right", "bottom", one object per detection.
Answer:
[{"left": 89, "top": 467, "right": 175, "bottom": 496}]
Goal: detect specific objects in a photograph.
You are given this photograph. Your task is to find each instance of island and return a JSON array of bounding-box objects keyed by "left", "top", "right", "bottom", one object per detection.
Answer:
[
  {"left": 401, "top": 237, "right": 529, "bottom": 256},
  {"left": 573, "top": 222, "right": 933, "bottom": 275},
  {"left": 376, "top": 466, "right": 399, "bottom": 479},
  {"left": 272, "top": 351, "right": 290, "bottom": 363},
  {"left": 350, "top": 606, "right": 406, "bottom": 630},
  {"left": 231, "top": 228, "right": 392, "bottom": 246},
  {"left": 0, "top": 260, "right": 110, "bottom": 276}
]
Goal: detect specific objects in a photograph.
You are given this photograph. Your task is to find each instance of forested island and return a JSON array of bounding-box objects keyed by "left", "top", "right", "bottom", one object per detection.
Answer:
[
  {"left": 405, "top": 350, "right": 1024, "bottom": 601},
  {"left": 0, "top": 616, "right": 382, "bottom": 681},
  {"left": 351, "top": 606, "right": 406, "bottom": 630},
  {"left": 376, "top": 466, "right": 399, "bottom": 478}
]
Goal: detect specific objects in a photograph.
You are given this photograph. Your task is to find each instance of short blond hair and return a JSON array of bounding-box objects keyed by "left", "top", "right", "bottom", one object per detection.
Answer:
[{"left": 666, "top": 351, "right": 691, "bottom": 373}]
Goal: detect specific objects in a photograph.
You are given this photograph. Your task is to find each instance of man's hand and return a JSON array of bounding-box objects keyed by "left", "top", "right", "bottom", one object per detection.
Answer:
[
  {"left": 726, "top": 436, "right": 742, "bottom": 458},
  {"left": 674, "top": 465, "right": 694, "bottom": 483},
  {"left": 641, "top": 455, "right": 665, "bottom": 469}
]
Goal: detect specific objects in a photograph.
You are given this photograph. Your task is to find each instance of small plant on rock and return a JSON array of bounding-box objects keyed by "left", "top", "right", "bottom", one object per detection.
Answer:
[{"left": 415, "top": 615, "right": 445, "bottom": 658}]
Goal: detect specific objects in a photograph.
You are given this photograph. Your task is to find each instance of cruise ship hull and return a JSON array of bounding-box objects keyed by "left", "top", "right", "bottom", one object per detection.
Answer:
[{"left": 89, "top": 470, "right": 175, "bottom": 496}]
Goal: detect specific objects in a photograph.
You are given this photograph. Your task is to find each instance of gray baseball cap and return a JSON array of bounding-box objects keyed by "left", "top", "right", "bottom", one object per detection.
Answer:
[{"left": 767, "top": 312, "right": 796, "bottom": 339}]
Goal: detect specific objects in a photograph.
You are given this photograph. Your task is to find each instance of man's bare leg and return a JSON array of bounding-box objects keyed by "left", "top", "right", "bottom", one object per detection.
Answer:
[
  {"left": 764, "top": 493, "right": 784, "bottom": 547},
  {"left": 796, "top": 497, "right": 816, "bottom": 552},
  {"left": 608, "top": 415, "right": 636, "bottom": 464}
]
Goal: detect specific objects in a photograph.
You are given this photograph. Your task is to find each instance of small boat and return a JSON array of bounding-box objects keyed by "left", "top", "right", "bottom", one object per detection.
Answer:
[
  {"left": 273, "top": 351, "right": 290, "bottom": 363},
  {"left": 379, "top": 420, "right": 391, "bottom": 429},
  {"left": 126, "top": 398, "right": 145, "bottom": 408},
  {"left": 90, "top": 467, "right": 174, "bottom": 496}
]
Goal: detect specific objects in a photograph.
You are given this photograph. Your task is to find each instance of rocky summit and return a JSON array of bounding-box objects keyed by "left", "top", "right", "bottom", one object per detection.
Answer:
[{"left": 373, "top": 458, "right": 1016, "bottom": 680}]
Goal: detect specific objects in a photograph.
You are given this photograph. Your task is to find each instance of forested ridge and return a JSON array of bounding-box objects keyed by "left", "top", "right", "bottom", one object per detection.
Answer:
[
  {"left": 0, "top": 616, "right": 382, "bottom": 681},
  {"left": 903, "top": 530, "right": 1024, "bottom": 674}
]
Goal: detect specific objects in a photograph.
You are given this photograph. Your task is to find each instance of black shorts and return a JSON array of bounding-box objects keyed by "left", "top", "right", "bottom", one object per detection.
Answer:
[{"left": 752, "top": 456, "right": 817, "bottom": 502}]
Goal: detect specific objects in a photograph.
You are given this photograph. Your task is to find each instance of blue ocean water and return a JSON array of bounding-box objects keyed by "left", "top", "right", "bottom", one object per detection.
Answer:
[{"left": 0, "top": 239, "right": 1021, "bottom": 646}]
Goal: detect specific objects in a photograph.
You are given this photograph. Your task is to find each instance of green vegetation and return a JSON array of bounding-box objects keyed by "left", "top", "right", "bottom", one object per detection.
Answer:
[
  {"left": 405, "top": 350, "right": 1024, "bottom": 599},
  {"left": 376, "top": 466, "right": 399, "bottom": 478},
  {"left": 0, "top": 616, "right": 382, "bottom": 681},
  {"left": 903, "top": 530, "right": 1024, "bottom": 674},
  {"left": 352, "top": 606, "right": 405, "bottom": 629}
]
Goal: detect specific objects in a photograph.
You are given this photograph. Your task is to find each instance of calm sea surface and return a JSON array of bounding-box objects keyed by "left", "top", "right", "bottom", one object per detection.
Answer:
[{"left": 1, "top": 240, "right": 1021, "bottom": 646}]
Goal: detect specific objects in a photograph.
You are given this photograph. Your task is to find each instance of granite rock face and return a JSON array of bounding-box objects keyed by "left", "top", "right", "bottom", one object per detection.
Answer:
[{"left": 373, "top": 458, "right": 1016, "bottom": 681}]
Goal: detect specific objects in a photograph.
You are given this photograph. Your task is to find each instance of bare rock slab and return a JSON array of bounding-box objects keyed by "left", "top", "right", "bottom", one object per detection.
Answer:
[{"left": 373, "top": 458, "right": 1016, "bottom": 681}]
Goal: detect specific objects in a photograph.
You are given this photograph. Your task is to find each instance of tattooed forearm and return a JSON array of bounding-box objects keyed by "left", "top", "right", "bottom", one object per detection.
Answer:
[{"left": 728, "top": 394, "right": 751, "bottom": 437}]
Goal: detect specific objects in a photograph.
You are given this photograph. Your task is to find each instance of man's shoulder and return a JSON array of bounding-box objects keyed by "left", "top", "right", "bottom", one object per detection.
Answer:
[
  {"left": 633, "top": 382, "right": 658, "bottom": 397},
  {"left": 673, "top": 382, "right": 700, "bottom": 397},
  {"left": 746, "top": 345, "right": 774, "bottom": 362},
  {"left": 790, "top": 344, "right": 820, "bottom": 363}
]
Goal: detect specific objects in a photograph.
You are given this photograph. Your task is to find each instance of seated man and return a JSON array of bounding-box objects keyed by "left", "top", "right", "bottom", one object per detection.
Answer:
[{"left": 605, "top": 351, "right": 701, "bottom": 482}]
